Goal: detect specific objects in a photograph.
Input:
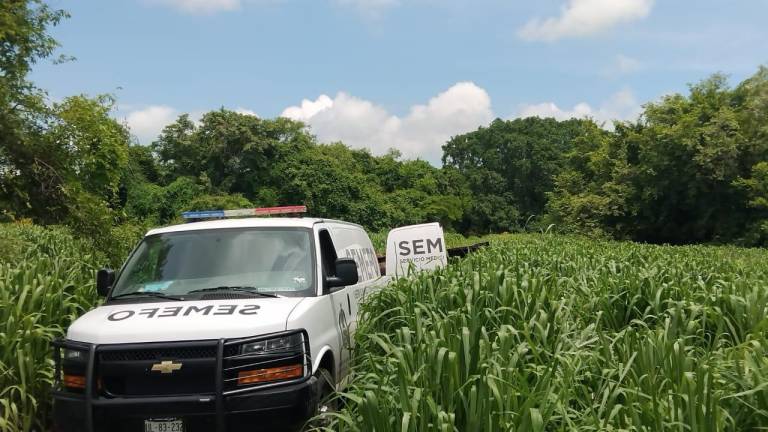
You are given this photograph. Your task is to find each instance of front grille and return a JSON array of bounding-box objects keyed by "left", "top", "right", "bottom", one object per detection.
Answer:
[
  {"left": 89, "top": 332, "right": 310, "bottom": 398},
  {"left": 100, "top": 346, "right": 216, "bottom": 362},
  {"left": 99, "top": 343, "right": 219, "bottom": 397},
  {"left": 101, "top": 371, "right": 216, "bottom": 396}
]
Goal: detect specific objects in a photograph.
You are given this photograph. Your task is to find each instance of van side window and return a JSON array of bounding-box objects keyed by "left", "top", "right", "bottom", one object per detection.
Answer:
[{"left": 318, "top": 230, "right": 337, "bottom": 284}]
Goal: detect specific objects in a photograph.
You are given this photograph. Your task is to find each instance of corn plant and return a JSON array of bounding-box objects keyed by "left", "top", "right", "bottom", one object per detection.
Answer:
[
  {"left": 0, "top": 224, "right": 103, "bottom": 432},
  {"left": 314, "top": 235, "right": 768, "bottom": 431}
]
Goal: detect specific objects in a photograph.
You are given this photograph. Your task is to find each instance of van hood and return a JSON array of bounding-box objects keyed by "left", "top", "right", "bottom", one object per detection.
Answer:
[{"left": 67, "top": 298, "right": 304, "bottom": 344}]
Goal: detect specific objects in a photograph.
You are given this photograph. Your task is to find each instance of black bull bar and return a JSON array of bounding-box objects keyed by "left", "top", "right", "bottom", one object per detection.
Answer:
[{"left": 51, "top": 330, "right": 313, "bottom": 432}]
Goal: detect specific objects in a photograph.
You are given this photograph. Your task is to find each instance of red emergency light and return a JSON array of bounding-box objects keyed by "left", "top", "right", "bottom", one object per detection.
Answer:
[{"left": 182, "top": 205, "right": 307, "bottom": 220}]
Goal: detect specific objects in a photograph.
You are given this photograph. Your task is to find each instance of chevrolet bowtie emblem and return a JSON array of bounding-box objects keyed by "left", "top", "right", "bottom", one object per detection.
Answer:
[{"left": 151, "top": 360, "right": 182, "bottom": 374}]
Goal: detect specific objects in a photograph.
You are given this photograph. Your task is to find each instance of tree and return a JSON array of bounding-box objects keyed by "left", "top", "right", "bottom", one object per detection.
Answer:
[
  {"left": 546, "top": 121, "right": 627, "bottom": 237},
  {"left": 0, "top": 0, "right": 68, "bottom": 220},
  {"left": 152, "top": 110, "right": 313, "bottom": 200},
  {"left": 277, "top": 143, "right": 387, "bottom": 229},
  {"left": 734, "top": 162, "right": 768, "bottom": 245},
  {"left": 1, "top": 94, "right": 130, "bottom": 239},
  {"left": 47, "top": 95, "right": 129, "bottom": 202},
  {"left": 443, "top": 117, "right": 595, "bottom": 233},
  {"left": 548, "top": 68, "right": 768, "bottom": 245}
]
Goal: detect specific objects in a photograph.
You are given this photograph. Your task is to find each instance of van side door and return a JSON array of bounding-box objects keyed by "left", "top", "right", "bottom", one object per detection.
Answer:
[{"left": 316, "top": 224, "right": 353, "bottom": 382}]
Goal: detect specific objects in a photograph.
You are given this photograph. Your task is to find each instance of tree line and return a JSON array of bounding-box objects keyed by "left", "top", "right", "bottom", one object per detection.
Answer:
[
  {"left": 2, "top": 1, "right": 768, "bottom": 262},
  {"left": 446, "top": 70, "right": 768, "bottom": 246}
]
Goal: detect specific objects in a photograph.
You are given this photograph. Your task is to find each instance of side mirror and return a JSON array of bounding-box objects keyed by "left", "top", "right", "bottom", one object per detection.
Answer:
[
  {"left": 324, "top": 258, "right": 359, "bottom": 291},
  {"left": 96, "top": 268, "right": 115, "bottom": 297}
]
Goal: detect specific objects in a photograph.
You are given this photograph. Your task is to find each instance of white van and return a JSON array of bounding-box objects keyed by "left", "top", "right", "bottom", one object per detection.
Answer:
[{"left": 52, "top": 207, "right": 446, "bottom": 432}]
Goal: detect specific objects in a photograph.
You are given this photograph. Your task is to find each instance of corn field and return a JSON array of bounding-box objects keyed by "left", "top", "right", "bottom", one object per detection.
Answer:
[
  {"left": 3, "top": 225, "right": 768, "bottom": 431},
  {"left": 0, "top": 224, "right": 102, "bottom": 432},
  {"left": 319, "top": 235, "right": 768, "bottom": 431}
]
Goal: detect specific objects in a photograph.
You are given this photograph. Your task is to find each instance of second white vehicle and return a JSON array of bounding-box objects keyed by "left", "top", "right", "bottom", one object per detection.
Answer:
[{"left": 52, "top": 206, "right": 447, "bottom": 432}]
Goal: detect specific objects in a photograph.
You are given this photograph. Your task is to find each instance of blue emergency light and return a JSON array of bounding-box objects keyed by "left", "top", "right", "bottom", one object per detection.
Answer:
[{"left": 182, "top": 205, "right": 307, "bottom": 220}]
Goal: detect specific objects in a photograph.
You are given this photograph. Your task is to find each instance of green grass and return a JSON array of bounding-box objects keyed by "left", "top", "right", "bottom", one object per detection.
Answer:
[
  {"left": 316, "top": 234, "right": 768, "bottom": 431},
  {"left": 0, "top": 224, "right": 103, "bottom": 432}
]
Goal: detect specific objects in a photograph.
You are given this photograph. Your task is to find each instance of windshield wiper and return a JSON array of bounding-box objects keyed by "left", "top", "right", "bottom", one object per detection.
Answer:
[
  {"left": 187, "top": 286, "right": 280, "bottom": 298},
  {"left": 110, "top": 291, "right": 183, "bottom": 301}
]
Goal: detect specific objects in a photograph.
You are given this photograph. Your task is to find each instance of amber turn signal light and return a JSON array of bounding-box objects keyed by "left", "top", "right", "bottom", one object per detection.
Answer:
[
  {"left": 237, "top": 364, "right": 303, "bottom": 385},
  {"left": 63, "top": 374, "right": 86, "bottom": 389}
]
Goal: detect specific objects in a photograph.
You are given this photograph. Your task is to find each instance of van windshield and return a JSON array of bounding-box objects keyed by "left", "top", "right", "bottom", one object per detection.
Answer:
[{"left": 111, "top": 228, "right": 315, "bottom": 299}]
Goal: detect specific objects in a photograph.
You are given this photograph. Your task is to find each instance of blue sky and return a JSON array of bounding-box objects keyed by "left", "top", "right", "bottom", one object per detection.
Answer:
[{"left": 31, "top": 0, "right": 768, "bottom": 162}]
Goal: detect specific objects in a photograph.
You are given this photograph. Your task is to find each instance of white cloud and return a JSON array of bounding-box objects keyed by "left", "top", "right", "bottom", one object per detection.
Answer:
[
  {"left": 518, "top": 102, "right": 593, "bottom": 121},
  {"left": 122, "top": 88, "right": 641, "bottom": 158},
  {"left": 235, "top": 107, "right": 259, "bottom": 117},
  {"left": 518, "top": 0, "right": 654, "bottom": 41},
  {"left": 516, "top": 89, "right": 641, "bottom": 127},
  {"left": 281, "top": 82, "right": 494, "bottom": 163},
  {"left": 125, "top": 105, "right": 178, "bottom": 144},
  {"left": 150, "top": 0, "right": 241, "bottom": 14},
  {"left": 281, "top": 95, "right": 334, "bottom": 121}
]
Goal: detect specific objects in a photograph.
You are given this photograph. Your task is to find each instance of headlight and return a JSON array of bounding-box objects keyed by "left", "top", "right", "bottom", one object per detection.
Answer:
[
  {"left": 239, "top": 333, "right": 304, "bottom": 355},
  {"left": 59, "top": 345, "right": 89, "bottom": 391},
  {"left": 233, "top": 332, "right": 307, "bottom": 386},
  {"left": 64, "top": 348, "right": 87, "bottom": 361}
]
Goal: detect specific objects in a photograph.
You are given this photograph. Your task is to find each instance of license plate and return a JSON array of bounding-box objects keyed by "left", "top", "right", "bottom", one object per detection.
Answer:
[{"left": 144, "top": 418, "right": 184, "bottom": 432}]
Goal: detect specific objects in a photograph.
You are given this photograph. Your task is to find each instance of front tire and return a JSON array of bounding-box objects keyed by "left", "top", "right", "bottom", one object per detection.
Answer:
[{"left": 303, "top": 368, "right": 336, "bottom": 431}]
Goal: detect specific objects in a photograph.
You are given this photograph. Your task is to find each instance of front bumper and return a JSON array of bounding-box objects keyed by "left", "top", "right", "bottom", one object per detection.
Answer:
[
  {"left": 53, "top": 376, "right": 317, "bottom": 432},
  {"left": 52, "top": 332, "right": 317, "bottom": 432}
]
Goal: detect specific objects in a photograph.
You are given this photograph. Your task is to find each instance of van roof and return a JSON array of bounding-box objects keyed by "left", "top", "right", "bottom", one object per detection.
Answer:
[{"left": 145, "top": 217, "right": 363, "bottom": 236}]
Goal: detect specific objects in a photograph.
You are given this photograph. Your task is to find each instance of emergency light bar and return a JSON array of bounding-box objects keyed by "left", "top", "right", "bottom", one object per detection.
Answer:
[{"left": 182, "top": 205, "right": 307, "bottom": 220}]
